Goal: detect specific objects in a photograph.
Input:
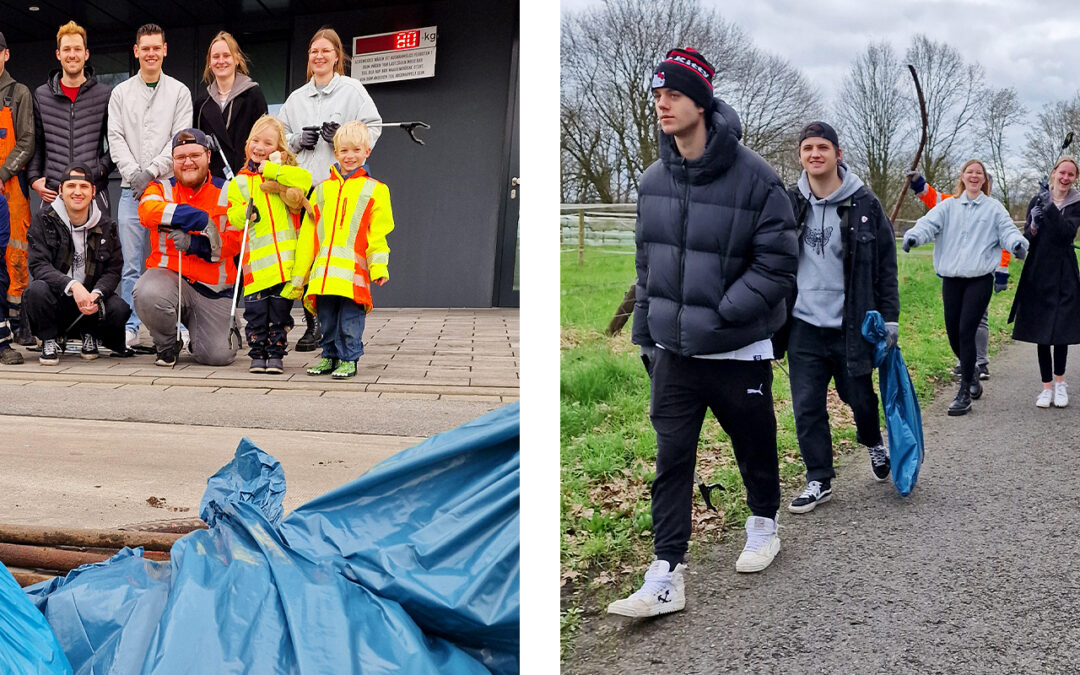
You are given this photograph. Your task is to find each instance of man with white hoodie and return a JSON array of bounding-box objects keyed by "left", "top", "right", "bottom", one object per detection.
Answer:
[
  {"left": 23, "top": 164, "right": 130, "bottom": 365},
  {"left": 777, "top": 122, "right": 900, "bottom": 514}
]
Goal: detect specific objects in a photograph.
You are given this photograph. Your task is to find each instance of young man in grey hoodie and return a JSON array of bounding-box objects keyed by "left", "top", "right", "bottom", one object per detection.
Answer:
[{"left": 779, "top": 122, "right": 900, "bottom": 514}]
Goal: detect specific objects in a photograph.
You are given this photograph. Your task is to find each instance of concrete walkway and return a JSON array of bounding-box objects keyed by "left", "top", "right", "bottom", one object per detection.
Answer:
[{"left": 0, "top": 307, "right": 517, "bottom": 529}]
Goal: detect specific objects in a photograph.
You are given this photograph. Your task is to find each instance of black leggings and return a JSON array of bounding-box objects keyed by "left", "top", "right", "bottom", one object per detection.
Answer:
[
  {"left": 1037, "top": 345, "right": 1068, "bottom": 383},
  {"left": 941, "top": 275, "right": 993, "bottom": 383}
]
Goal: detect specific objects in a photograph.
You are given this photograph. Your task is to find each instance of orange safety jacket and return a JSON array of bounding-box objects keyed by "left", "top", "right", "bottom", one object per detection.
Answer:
[
  {"left": 138, "top": 176, "right": 240, "bottom": 293},
  {"left": 919, "top": 185, "right": 1011, "bottom": 268},
  {"left": 0, "top": 83, "right": 30, "bottom": 310},
  {"left": 226, "top": 162, "right": 312, "bottom": 295},
  {"left": 293, "top": 165, "right": 394, "bottom": 314}
]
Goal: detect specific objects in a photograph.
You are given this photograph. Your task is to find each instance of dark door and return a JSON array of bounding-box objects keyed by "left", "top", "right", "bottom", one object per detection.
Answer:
[{"left": 492, "top": 34, "right": 519, "bottom": 308}]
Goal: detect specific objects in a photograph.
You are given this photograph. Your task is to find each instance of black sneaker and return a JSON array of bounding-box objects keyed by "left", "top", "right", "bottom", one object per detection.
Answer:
[
  {"left": 80, "top": 333, "right": 99, "bottom": 360},
  {"left": 155, "top": 344, "right": 180, "bottom": 367},
  {"left": 977, "top": 364, "right": 990, "bottom": 380},
  {"left": 39, "top": 338, "right": 60, "bottom": 365},
  {"left": 868, "top": 443, "right": 891, "bottom": 481},
  {"left": 953, "top": 363, "right": 962, "bottom": 376},
  {"left": 788, "top": 480, "right": 832, "bottom": 514}
]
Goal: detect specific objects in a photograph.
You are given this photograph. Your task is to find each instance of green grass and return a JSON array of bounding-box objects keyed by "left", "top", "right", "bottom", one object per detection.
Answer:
[{"left": 560, "top": 244, "right": 1021, "bottom": 649}]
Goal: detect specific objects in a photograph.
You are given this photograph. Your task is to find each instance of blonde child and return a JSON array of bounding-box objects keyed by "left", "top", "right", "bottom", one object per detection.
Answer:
[
  {"left": 284, "top": 120, "right": 394, "bottom": 379},
  {"left": 226, "top": 114, "right": 312, "bottom": 374}
]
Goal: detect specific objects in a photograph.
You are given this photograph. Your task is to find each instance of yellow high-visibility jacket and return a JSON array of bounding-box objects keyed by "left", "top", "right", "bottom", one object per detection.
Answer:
[
  {"left": 293, "top": 165, "right": 394, "bottom": 314},
  {"left": 226, "top": 162, "right": 313, "bottom": 295}
]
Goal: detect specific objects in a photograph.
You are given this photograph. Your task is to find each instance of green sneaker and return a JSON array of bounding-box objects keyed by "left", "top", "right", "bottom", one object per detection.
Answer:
[
  {"left": 307, "top": 357, "right": 337, "bottom": 376},
  {"left": 331, "top": 360, "right": 357, "bottom": 379}
]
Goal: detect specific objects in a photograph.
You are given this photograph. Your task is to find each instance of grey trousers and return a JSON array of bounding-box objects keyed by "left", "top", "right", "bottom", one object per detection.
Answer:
[
  {"left": 133, "top": 268, "right": 238, "bottom": 366},
  {"left": 955, "top": 308, "right": 990, "bottom": 368}
]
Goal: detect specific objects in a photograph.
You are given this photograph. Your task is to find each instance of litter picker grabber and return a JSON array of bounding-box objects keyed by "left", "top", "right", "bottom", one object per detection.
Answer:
[
  {"left": 890, "top": 65, "right": 928, "bottom": 226},
  {"left": 207, "top": 133, "right": 235, "bottom": 181},
  {"left": 228, "top": 201, "right": 259, "bottom": 351},
  {"left": 174, "top": 251, "right": 182, "bottom": 369},
  {"left": 303, "top": 121, "right": 431, "bottom": 146},
  {"left": 1040, "top": 132, "right": 1074, "bottom": 190}
]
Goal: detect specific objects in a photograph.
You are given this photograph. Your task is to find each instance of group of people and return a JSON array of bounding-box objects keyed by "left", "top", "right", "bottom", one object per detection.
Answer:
[
  {"left": 609, "top": 45, "right": 1057, "bottom": 620},
  {"left": 0, "top": 20, "right": 395, "bottom": 379}
]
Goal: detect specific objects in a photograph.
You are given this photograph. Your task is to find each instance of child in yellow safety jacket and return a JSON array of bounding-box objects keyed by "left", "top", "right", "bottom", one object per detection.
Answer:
[
  {"left": 227, "top": 114, "right": 313, "bottom": 374},
  {"left": 283, "top": 120, "right": 394, "bottom": 380}
]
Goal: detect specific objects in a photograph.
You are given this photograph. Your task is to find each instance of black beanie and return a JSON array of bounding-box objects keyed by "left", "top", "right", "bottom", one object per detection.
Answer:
[{"left": 651, "top": 47, "right": 715, "bottom": 111}]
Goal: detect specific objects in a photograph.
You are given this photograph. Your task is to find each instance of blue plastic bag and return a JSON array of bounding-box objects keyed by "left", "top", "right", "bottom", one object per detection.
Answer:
[
  {"left": 0, "top": 559, "right": 72, "bottom": 674},
  {"left": 861, "top": 311, "right": 925, "bottom": 495},
  {"left": 25, "top": 404, "right": 520, "bottom": 674}
]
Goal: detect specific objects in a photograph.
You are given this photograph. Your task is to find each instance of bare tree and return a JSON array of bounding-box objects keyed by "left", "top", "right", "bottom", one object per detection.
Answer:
[
  {"left": 560, "top": 0, "right": 819, "bottom": 201},
  {"left": 904, "top": 34, "right": 985, "bottom": 187},
  {"left": 834, "top": 41, "right": 910, "bottom": 208},
  {"left": 979, "top": 87, "right": 1026, "bottom": 212},
  {"left": 1024, "top": 95, "right": 1080, "bottom": 178}
]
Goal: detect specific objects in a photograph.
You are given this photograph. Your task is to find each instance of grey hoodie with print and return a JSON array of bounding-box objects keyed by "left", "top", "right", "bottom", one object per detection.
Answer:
[{"left": 792, "top": 165, "right": 864, "bottom": 328}]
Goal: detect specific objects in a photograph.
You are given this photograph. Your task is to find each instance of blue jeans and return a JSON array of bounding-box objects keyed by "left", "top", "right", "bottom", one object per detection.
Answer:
[
  {"left": 316, "top": 295, "right": 366, "bottom": 361},
  {"left": 117, "top": 188, "right": 150, "bottom": 331}
]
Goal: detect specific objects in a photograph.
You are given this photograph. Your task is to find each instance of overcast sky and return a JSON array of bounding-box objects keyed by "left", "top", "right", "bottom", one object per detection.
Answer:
[{"left": 559, "top": 0, "right": 1080, "bottom": 156}]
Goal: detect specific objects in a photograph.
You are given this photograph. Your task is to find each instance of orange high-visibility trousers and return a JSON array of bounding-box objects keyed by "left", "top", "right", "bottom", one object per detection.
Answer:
[{"left": 0, "top": 103, "right": 27, "bottom": 317}]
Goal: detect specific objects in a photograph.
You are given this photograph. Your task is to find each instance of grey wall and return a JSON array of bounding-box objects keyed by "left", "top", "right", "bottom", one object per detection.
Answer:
[{"left": 7, "top": 0, "right": 518, "bottom": 308}]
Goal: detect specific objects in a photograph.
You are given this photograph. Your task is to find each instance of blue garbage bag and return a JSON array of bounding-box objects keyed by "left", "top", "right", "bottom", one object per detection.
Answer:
[
  {"left": 862, "top": 311, "right": 924, "bottom": 495},
  {"left": 24, "top": 404, "right": 520, "bottom": 674},
  {"left": 0, "top": 559, "right": 72, "bottom": 674}
]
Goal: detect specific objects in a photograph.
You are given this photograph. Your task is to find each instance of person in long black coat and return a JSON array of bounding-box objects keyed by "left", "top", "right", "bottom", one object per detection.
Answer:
[
  {"left": 193, "top": 31, "right": 268, "bottom": 178},
  {"left": 1009, "top": 156, "right": 1080, "bottom": 408}
]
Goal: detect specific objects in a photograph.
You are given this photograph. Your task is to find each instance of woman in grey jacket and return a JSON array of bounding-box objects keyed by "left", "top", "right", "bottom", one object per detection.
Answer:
[{"left": 903, "top": 159, "right": 1028, "bottom": 416}]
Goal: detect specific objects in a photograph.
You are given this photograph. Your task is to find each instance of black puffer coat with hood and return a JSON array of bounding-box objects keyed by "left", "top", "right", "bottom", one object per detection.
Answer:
[{"left": 632, "top": 98, "right": 798, "bottom": 356}]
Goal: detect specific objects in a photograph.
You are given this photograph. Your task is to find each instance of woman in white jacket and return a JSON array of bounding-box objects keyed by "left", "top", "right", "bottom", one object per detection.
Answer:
[
  {"left": 277, "top": 27, "right": 383, "bottom": 350},
  {"left": 903, "top": 159, "right": 1028, "bottom": 416}
]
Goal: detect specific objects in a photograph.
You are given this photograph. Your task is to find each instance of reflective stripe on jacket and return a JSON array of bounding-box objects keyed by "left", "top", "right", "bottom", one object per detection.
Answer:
[
  {"left": 139, "top": 176, "right": 239, "bottom": 292},
  {"left": 294, "top": 166, "right": 394, "bottom": 313},
  {"left": 227, "top": 163, "right": 312, "bottom": 295}
]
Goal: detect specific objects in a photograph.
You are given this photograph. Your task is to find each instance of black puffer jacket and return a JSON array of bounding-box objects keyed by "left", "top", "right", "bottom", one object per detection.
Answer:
[
  {"left": 194, "top": 81, "right": 268, "bottom": 179},
  {"left": 632, "top": 99, "right": 798, "bottom": 356},
  {"left": 27, "top": 204, "right": 123, "bottom": 299},
  {"left": 775, "top": 180, "right": 901, "bottom": 376},
  {"left": 28, "top": 67, "right": 114, "bottom": 192}
]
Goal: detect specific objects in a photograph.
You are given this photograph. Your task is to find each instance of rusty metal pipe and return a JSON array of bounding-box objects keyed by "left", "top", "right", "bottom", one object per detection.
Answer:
[
  {"left": 8, "top": 567, "right": 55, "bottom": 588},
  {"left": 0, "top": 542, "right": 113, "bottom": 571},
  {"left": 0, "top": 524, "right": 186, "bottom": 552}
]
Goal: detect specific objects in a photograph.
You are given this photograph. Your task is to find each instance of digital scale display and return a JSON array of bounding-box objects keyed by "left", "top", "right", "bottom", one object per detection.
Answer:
[{"left": 352, "top": 26, "right": 438, "bottom": 84}]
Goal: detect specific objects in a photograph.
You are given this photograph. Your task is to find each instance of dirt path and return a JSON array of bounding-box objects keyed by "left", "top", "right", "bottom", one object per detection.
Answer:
[{"left": 564, "top": 339, "right": 1080, "bottom": 673}]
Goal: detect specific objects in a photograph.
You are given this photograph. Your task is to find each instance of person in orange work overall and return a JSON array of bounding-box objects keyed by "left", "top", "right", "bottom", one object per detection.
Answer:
[
  {"left": 0, "top": 31, "right": 37, "bottom": 348},
  {"left": 907, "top": 170, "right": 1011, "bottom": 380}
]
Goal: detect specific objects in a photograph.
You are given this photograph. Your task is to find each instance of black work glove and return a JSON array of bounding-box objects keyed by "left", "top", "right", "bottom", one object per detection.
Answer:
[
  {"left": 168, "top": 229, "right": 191, "bottom": 252},
  {"left": 130, "top": 170, "right": 154, "bottom": 200},
  {"left": 1013, "top": 240, "right": 1028, "bottom": 260},
  {"left": 906, "top": 170, "right": 926, "bottom": 194},
  {"left": 901, "top": 234, "right": 917, "bottom": 253},
  {"left": 320, "top": 121, "right": 341, "bottom": 144},
  {"left": 640, "top": 344, "right": 658, "bottom": 377},
  {"left": 1029, "top": 202, "right": 1044, "bottom": 234},
  {"left": 299, "top": 126, "right": 320, "bottom": 151},
  {"left": 885, "top": 322, "right": 899, "bottom": 350}
]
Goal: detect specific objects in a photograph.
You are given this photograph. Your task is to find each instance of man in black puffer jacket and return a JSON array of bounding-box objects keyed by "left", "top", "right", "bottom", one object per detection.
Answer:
[
  {"left": 29, "top": 21, "right": 114, "bottom": 214},
  {"left": 779, "top": 122, "right": 900, "bottom": 516},
  {"left": 608, "top": 47, "right": 797, "bottom": 620}
]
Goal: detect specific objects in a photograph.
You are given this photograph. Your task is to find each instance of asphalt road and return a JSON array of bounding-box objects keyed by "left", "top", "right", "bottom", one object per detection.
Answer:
[{"left": 565, "top": 339, "right": 1080, "bottom": 673}]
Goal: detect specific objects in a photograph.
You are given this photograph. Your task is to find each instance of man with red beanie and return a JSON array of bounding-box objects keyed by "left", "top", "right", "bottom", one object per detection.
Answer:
[{"left": 607, "top": 48, "right": 798, "bottom": 618}]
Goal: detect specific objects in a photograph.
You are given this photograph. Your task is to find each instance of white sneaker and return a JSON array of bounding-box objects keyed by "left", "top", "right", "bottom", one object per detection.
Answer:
[
  {"left": 1036, "top": 388, "right": 1053, "bottom": 408},
  {"left": 1055, "top": 381, "right": 1069, "bottom": 408},
  {"left": 125, "top": 328, "right": 140, "bottom": 348},
  {"left": 735, "top": 515, "right": 780, "bottom": 573},
  {"left": 606, "top": 560, "right": 686, "bottom": 617}
]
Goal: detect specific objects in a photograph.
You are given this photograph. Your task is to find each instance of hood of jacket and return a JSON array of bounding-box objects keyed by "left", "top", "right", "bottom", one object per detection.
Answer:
[
  {"left": 1055, "top": 188, "right": 1080, "bottom": 211},
  {"left": 797, "top": 162, "right": 864, "bottom": 206},
  {"left": 207, "top": 73, "right": 258, "bottom": 108},
  {"left": 46, "top": 65, "right": 99, "bottom": 95},
  {"left": 659, "top": 98, "right": 743, "bottom": 185}
]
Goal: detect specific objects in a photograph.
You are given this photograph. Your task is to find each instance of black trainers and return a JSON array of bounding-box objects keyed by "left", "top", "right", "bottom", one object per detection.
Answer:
[
  {"left": 788, "top": 480, "right": 832, "bottom": 514},
  {"left": 977, "top": 364, "right": 990, "bottom": 380},
  {"left": 80, "top": 333, "right": 99, "bottom": 360},
  {"left": 868, "top": 443, "right": 891, "bottom": 481},
  {"left": 264, "top": 357, "right": 284, "bottom": 375},
  {"left": 39, "top": 338, "right": 60, "bottom": 365},
  {"left": 155, "top": 344, "right": 180, "bottom": 367}
]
